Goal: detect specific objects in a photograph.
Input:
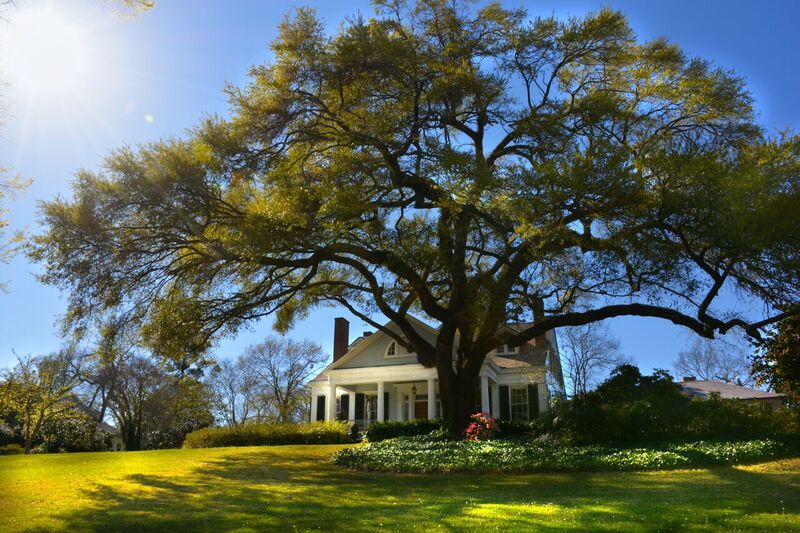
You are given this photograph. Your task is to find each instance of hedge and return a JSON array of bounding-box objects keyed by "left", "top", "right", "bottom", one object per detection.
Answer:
[
  {"left": 183, "top": 421, "right": 351, "bottom": 448},
  {"left": 333, "top": 435, "right": 798, "bottom": 473},
  {"left": 0, "top": 444, "right": 24, "bottom": 455},
  {"left": 364, "top": 419, "right": 442, "bottom": 442}
]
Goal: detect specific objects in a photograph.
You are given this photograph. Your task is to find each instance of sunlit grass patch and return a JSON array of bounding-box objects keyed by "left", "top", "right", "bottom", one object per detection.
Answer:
[{"left": 1, "top": 445, "right": 799, "bottom": 531}]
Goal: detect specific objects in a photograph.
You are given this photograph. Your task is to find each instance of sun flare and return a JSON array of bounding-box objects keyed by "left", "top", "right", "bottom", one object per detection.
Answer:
[{"left": 1, "top": 3, "right": 104, "bottom": 102}]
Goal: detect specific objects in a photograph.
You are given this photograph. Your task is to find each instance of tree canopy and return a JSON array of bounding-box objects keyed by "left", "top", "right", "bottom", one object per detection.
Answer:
[
  {"left": 31, "top": 0, "right": 800, "bottom": 429},
  {"left": 752, "top": 315, "right": 800, "bottom": 405}
]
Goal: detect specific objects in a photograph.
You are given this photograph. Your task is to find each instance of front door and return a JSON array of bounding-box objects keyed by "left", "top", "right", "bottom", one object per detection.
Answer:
[{"left": 414, "top": 401, "right": 428, "bottom": 419}]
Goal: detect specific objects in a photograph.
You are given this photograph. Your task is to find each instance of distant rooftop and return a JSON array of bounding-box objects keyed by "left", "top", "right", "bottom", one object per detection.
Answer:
[{"left": 679, "top": 379, "right": 786, "bottom": 401}]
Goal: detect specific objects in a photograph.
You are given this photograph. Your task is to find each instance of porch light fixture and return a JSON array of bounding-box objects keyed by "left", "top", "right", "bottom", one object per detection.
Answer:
[{"left": 411, "top": 385, "right": 417, "bottom": 395}]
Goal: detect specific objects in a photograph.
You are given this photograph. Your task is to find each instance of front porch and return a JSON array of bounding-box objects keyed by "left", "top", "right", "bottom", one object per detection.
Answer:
[
  {"left": 310, "top": 363, "right": 547, "bottom": 428},
  {"left": 312, "top": 378, "right": 441, "bottom": 430}
]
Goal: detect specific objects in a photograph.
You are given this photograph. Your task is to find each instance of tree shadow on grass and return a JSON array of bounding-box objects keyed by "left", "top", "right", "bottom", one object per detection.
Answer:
[{"left": 42, "top": 449, "right": 800, "bottom": 532}]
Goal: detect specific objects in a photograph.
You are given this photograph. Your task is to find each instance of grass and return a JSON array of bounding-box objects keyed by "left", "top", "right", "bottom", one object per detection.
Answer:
[{"left": 1, "top": 445, "right": 799, "bottom": 532}]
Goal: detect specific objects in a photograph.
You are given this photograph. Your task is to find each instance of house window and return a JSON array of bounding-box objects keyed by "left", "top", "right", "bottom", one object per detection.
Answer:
[
  {"left": 496, "top": 344, "right": 519, "bottom": 355},
  {"left": 510, "top": 386, "right": 529, "bottom": 422},
  {"left": 335, "top": 397, "right": 342, "bottom": 420},
  {"left": 364, "top": 394, "right": 378, "bottom": 421},
  {"left": 385, "top": 341, "right": 405, "bottom": 357}
]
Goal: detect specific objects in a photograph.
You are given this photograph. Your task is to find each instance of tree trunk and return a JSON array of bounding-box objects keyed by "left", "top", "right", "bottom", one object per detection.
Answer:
[
  {"left": 123, "top": 427, "right": 141, "bottom": 451},
  {"left": 435, "top": 351, "right": 480, "bottom": 435}
]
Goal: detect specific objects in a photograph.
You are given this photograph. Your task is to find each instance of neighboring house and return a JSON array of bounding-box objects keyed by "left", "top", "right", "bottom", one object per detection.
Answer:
[
  {"left": 310, "top": 316, "right": 565, "bottom": 429},
  {"left": 679, "top": 377, "right": 786, "bottom": 409},
  {"left": 71, "top": 399, "right": 124, "bottom": 451}
]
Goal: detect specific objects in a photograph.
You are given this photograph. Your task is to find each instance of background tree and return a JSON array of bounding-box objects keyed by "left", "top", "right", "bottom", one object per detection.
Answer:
[
  {"left": 0, "top": 176, "right": 29, "bottom": 290},
  {"left": 0, "top": 350, "right": 83, "bottom": 453},
  {"left": 244, "top": 336, "right": 325, "bottom": 423},
  {"left": 142, "top": 376, "right": 213, "bottom": 449},
  {"left": 673, "top": 337, "right": 753, "bottom": 385},
  {"left": 31, "top": 1, "right": 800, "bottom": 431},
  {"left": 106, "top": 354, "right": 160, "bottom": 451},
  {"left": 208, "top": 357, "right": 265, "bottom": 427},
  {"left": 560, "top": 323, "right": 628, "bottom": 397},
  {"left": 752, "top": 315, "right": 800, "bottom": 405}
]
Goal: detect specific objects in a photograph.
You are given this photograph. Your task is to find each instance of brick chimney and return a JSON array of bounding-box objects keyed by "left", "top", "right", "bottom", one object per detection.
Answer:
[
  {"left": 683, "top": 376, "right": 696, "bottom": 382},
  {"left": 333, "top": 317, "right": 350, "bottom": 362}
]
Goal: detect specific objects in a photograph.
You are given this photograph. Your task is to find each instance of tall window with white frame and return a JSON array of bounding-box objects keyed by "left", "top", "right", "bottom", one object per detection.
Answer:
[
  {"left": 365, "top": 394, "right": 378, "bottom": 422},
  {"left": 510, "top": 387, "right": 529, "bottom": 422}
]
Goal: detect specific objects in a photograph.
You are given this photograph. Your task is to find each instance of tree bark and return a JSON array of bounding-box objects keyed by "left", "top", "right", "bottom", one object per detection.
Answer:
[{"left": 435, "top": 345, "right": 482, "bottom": 434}]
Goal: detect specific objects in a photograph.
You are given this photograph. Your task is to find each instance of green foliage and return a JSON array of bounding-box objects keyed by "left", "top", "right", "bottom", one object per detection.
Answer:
[
  {"left": 143, "top": 378, "right": 215, "bottom": 449},
  {"left": 544, "top": 365, "right": 800, "bottom": 444},
  {"left": 364, "top": 419, "right": 443, "bottom": 442},
  {"left": 497, "top": 419, "right": 537, "bottom": 438},
  {"left": 0, "top": 352, "right": 83, "bottom": 453},
  {"left": 182, "top": 421, "right": 351, "bottom": 448},
  {"left": 0, "top": 443, "right": 24, "bottom": 455},
  {"left": 30, "top": 0, "right": 800, "bottom": 432},
  {"left": 333, "top": 435, "right": 795, "bottom": 473},
  {"left": 753, "top": 314, "right": 800, "bottom": 405},
  {"left": 39, "top": 408, "right": 106, "bottom": 453}
]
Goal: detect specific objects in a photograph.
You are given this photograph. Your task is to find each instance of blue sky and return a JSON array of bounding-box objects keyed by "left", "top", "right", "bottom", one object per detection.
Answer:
[{"left": 0, "top": 0, "right": 798, "bottom": 372}]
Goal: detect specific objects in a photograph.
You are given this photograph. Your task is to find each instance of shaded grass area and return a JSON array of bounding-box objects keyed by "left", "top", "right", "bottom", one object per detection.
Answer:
[{"left": 1, "top": 445, "right": 799, "bottom": 532}]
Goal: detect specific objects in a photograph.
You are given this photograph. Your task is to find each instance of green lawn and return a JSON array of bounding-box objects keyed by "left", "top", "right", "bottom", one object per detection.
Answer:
[{"left": 1, "top": 445, "right": 799, "bottom": 532}]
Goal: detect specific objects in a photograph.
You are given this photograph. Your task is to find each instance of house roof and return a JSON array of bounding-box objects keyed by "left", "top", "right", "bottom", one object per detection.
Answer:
[
  {"left": 679, "top": 379, "right": 786, "bottom": 401},
  {"left": 311, "top": 316, "right": 556, "bottom": 381},
  {"left": 310, "top": 315, "right": 437, "bottom": 382},
  {"left": 61, "top": 395, "right": 121, "bottom": 434}
]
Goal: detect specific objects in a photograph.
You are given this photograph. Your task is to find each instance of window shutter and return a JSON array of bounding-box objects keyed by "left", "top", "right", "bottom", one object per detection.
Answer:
[
  {"left": 339, "top": 394, "right": 350, "bottom": 421},
  {"left": 527, "top": 384, "right": 540, "bottom": 419},
  {"left": 355, "top": 393, "right": 365, "bottom": 421},
  {"left": 384, "top": 392, "right": 390, "bottom": 421},
  {"left": 315, "top": 395, "right": 325, "bottom": 422},
  {"left": 499, "top": 385, "right": 510, "bottom": 420}
]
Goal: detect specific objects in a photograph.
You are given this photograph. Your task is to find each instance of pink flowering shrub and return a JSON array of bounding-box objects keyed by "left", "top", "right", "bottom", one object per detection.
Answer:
[{"left": 463, "top": 412, "right": 500, "bottom": 441}]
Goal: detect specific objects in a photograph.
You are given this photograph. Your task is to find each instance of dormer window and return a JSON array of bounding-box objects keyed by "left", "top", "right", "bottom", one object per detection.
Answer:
[
  {"left": 385, "top": 339, "right": 410, "bottom": 357},
  {"left": 496, "top": 344, "right": 519, "bottom": 355}
]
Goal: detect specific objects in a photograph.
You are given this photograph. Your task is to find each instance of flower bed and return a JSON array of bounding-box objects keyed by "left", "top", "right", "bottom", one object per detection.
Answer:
[{"left": 332, "top": 435, "right": 796, "bottom": 473}]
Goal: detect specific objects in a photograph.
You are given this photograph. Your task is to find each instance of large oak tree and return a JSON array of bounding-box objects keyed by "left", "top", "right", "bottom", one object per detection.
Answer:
[{"left": 32, "top": 1, "right": 800, "bottom": 430}]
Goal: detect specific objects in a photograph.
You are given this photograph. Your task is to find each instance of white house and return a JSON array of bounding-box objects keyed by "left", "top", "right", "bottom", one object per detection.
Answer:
[{"left": 310, "top": 316, "right": 564, "bottom": 428}]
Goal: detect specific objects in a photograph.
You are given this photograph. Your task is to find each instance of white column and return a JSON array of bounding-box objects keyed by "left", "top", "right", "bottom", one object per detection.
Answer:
[
  {"left": 491, "top": 383, "right": 500, "bottom": 418},
  {"left": 395, "top": 388, "right": 403, "bottom": 422},
  {"left": 326, "top": 381, "right": 336, "bottom": 421},
  {"left": 310, "top": 392, "right": 318, "bottom": 422},
  {"left": 481, "top": 375, "right": 490, "bottom": 414},
  {"left": 427, "top": 378, "right": 436, "bottom": 419},
  {"left": 377, "top": 381, "right": 385, "bottom": 421},
  {"left": 348, "top": 391, "right": 356, "bottom": 421}
]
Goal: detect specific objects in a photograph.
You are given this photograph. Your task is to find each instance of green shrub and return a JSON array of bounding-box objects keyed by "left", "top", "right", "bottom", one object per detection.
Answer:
[
  {"left": 496, "top": 419, "right": 536, "bottom": 438},
  {"left": 333, "top": 435, "right": 797, "bottom": 473},
  {"left": 182, "top": 421, "right": 350, "bottom": 448},
  {"left": 364, "top": 419, "right": 442, "bottom": 442},
  {"left": 546, "top": 365, "right": 800, "bottom": 445},
  {"left": 0, "top": 443, "right": 24, "bottom": 455},
  {"left": 40, "top": 412, "right": 107, "bottom": 453}
]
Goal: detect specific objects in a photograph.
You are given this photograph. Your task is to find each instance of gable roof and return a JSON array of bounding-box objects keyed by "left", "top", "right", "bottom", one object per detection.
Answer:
[
  {"left": 310, "top": 315, "right": 436, "bottom": 381},
  {"left": 679, "top": 379, "right": 786, "bottom": 401},
  {"left": 311, "top": 316, "right": 563, "bottom": 383}
]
